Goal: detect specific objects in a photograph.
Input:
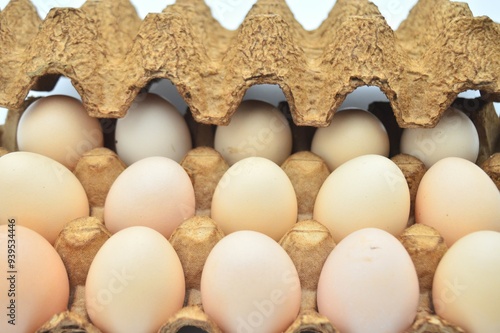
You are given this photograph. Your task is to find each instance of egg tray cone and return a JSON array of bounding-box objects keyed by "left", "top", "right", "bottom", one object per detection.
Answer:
[{"left": 0, "top": 0, "right": 499, "bottom": 128}]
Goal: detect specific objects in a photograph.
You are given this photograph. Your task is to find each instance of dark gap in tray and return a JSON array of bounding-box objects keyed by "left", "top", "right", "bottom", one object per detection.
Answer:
[{"left": 177, "top": 326, "right": 208, "bottom": 333}]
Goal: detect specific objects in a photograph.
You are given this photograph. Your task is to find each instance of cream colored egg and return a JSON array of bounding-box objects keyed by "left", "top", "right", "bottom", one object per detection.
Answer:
[
  {"left": 400, "top": 107, "right": 479, "bottom": 168},
  {"left": 0, "top": 224, "right": 70, "bottom": 333},
  {"left": 433, "top": 231, "right": 500, "bottom": 333},
  {"left": 201, "top": 230, "right": 301, "bottom": 333},
  {"left": 211, "top": 156, "right": 297, "bottom": 241},
  {"left": 0, "top": 151, "right": 90, "bottom": 244},
  {"left": 313, "top": 154, "right": 410, "bottom": 243},
  {"left": 415, "top": 157, "right": 500, "bottom": 246},
  {"left": 311, "top": 108, "right": 389, "bottom": 171},
  {"left": 317, "top": 228, "right": 419, "bottom": 333},
  {"left": 17, "top": 95, "right": 103, "bottom": 170},
  {"left": 86, "top": 226, "right": 185, "bottom": 333},
  {"left": 115, "top": 93, "right": 192, "bottom": 165},
  {"left": 104, "top": 156, "right": 195, "bottom": 238},
  {"left": 214, "top": 100, "right": 292, "bottom": 165}
]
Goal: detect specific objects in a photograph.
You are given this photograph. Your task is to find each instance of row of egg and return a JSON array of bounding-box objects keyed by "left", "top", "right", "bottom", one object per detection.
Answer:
[
  {"left": 2, "top": 215, "right": 500, "bottom": 333},
  {"left": 14, "top": 92, "right": 480, "bottom": 172},
  {"left": 3, "top": 145, "right": 499, "bottom": 250}
]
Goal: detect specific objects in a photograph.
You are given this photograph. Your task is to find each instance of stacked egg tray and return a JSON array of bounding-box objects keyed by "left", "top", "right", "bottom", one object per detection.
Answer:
[{"left": 1, "top": 0, "right": 500, "bottom": 332}]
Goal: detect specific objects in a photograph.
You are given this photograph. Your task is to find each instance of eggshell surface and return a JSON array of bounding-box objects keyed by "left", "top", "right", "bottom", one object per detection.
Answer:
[
  {"left": 313, "top": 154, "right": 410, "bottom": 243},
  {"left": 16, "top": 95, "right": 103, "bottom": 170},
  {"left": 0, "top": 224, "right": 70, "bottom": 333},
  {"left": 214, "top": 100, "right": 292, "bottom": 165},
  {"left": 211, "top": 156, "right": 297, "bottom": 241},
  {"left": 115, "top": 93, "right": 192, "bottom": 165},
  {"left": 86, "top": 226, "right": 185, "bottom": 333},
  {"left": 433, "top": 231, "right": 500, "bottom": 333},
  {"left": 415, "top": 157, "right": 500, "bottom": 246},
  {"left": 317, "top": 228, "right": 419, "bottom": 333},
  {"left": 104, "top": 156, "right": 195, "bottom": 238},
  {"left": 201, "top": 230, "right": 301, "bottom": 333},
  {"left": 400, "top": 108, "right": 479, "bottom": 168},
  {"left": 311, "top": 108, "right": 389, "bottom": 171},
  {"left": 0, "top": 151, "right": 90, "bottom": 244}
]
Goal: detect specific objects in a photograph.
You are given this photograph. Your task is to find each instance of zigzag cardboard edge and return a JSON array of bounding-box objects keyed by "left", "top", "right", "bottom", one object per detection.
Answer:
[{"left": 0, "top": 0, "right": 498, "bottom": 127}]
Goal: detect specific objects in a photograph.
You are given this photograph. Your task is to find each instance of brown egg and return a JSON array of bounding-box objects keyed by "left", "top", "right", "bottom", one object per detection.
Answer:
[
  {"left": 211, "top": 157, "right": 297, "bottom": 241},
  {"left": 104, "top": 156, "right": 195, "bottom": 238},
  {"left": 16, "top": 95, "right": 103, "bottom": 170},
  {"left": 415, "top": 157, "right": 500, "bottom": 246},
  {"left": 86, "top": 226, "right": 185, "bottom": 333},
  {"left": 0, "top": 224, "right": 69, "bottom": 333},
  {"left": 0, "top": 151, "right": 89, "bottom": 244}
]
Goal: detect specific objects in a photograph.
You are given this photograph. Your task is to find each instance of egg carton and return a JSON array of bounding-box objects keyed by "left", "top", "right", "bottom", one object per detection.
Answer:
[
  {"left": 0, "top": 0, "right": 499, "bottom": 127},
  {"left": 0, "top": 0, "right": 500, "bottom": 332}
]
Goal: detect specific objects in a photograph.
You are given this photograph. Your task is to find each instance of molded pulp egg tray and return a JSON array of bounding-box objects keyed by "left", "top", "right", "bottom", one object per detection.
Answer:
[{"left": 0, "top": 0, "right": 500, "bottom": 332}]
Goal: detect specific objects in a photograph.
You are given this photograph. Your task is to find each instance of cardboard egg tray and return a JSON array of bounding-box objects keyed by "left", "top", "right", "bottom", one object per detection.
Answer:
[{"left": 1, "top": 0, "right": 500, "bottom": 332}]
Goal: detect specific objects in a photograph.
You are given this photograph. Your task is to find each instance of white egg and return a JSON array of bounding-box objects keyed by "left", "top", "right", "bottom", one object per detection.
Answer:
[
  {"left": 313, "top": 154, "right": 410, "bottom": 243},
  {"left": 115, "top": 93, "right": 192, "bottom": 165},
  {"left": 214, "top": 100, "right": 292, "bottom": 165},
  {"left": 433, "top": 231, "right": 500, "bottom": 333},
  {"left": 201, "top": 230, "right": 301, "bottom": 333},
  {"left": 317, "top": 228, "right": 419, "bottom": 333},
  {"left": 311, "top": 108, "right": 389, "bottom": 171},
  {"left": 211, "top": 157, "right": 297, "bottom": 241},
  {"left": 400, "top": 107, "right": 479, "bottom": 168}
]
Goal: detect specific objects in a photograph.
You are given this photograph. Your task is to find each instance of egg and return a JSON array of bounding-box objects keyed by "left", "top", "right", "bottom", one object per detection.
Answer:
[
  {"left": 415, "top": 157, "right": 500, "bottom": 246},
  {"left": 16, "top": 95, "right": 103, "bottom": 170},
  {"left": 400, "top": 107, "right": 479, "bottom": 168},
  {"left": 211, "top": 156, "right": 297, "bottom": 241},
  {"left": 433, "top": 231, "right": 500, "bottom": 333},
  {"left": 0, "top": 224, "right": 70, "bottom": 333},
  {"left": 311, "top": 108, "right": 389, "bottom": 171},
  {"left": 317, "top": 228, "right": 420, "bottom": 333},
  {"left": 115, "top": 93, "right": 192, "bottom": 165},
  {"left": 104, "top": 156, "right": 195, "bottom": 238},
  {"left": 86, "top": 226, "right": 185, "bottom": 333},
  {"left": 201, "top": 230, "right": 301, "bottom": 333},
  {"left": 313, "top": 154, "right": 410, "bottom": 243},
  {"left": 0, "top": 151, "right": 90, "bottom": 244},
  {"left": 214, "top": 100, "right": 292, "bottom": 165}
]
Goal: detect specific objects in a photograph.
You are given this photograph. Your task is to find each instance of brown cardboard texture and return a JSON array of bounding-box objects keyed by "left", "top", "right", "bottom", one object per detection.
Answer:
[{"left": 0, "top": 0, "right": 499, "bottom": 127}]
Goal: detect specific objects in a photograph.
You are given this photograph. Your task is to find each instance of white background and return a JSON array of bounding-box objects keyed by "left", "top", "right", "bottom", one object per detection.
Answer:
[{"left": 0, "top": 0, "right": 499, "bottom": 125}]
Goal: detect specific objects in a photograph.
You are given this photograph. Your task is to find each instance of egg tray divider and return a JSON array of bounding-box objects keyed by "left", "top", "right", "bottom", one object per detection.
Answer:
[
  {"left": 0, "top": 98, "right": 496, "bottom": 333},
  {"left": 0, "top": 0, "right": 499, "bottom": 128}
]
